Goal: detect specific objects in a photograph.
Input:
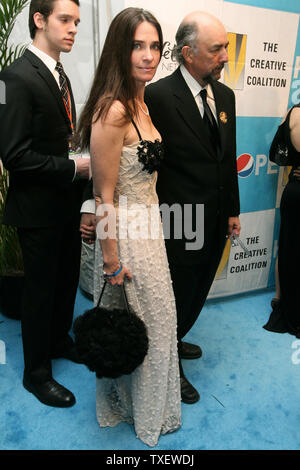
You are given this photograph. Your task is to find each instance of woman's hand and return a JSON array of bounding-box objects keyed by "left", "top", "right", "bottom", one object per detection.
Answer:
[{"left": 103, "top": 261, "right": 133, "bottom": 286}]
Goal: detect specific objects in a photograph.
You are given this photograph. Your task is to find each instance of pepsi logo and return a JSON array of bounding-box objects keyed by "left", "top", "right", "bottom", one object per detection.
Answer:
[{"left": 237, "top": 153, "right": 254, "bottom": 178}]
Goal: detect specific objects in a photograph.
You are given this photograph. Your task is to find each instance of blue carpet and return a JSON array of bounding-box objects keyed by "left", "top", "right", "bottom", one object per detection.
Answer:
[{"left": 0, "top": 287, "right": 299, "bottom": 451}]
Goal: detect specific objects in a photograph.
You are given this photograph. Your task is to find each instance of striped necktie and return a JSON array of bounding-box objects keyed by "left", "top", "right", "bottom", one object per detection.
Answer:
[{"left": 55, "top": 61, "right": 71, "bottom": 118}]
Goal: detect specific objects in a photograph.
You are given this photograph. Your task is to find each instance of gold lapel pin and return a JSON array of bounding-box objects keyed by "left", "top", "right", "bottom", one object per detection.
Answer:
[{"left": 219, "top": 111, "right": 227, "bottom": 124}]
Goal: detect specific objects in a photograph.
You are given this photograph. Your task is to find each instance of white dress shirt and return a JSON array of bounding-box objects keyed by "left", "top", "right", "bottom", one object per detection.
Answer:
[
  {"left": 28, "top": 44, "right": 61, "bottom": 88},
  {"left": 180, "top": 64, "right": 218, "bottom": 123}
]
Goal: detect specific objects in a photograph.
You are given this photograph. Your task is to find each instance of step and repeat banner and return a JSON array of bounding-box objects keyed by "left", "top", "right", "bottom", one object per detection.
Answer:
[{"left": 9, "top": 0, "right": 300, "bottom": 298}]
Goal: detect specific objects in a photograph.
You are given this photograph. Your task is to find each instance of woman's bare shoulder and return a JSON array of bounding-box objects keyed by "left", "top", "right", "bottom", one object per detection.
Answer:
[
  {"left": 102, "top": 100, "right": 127, "bottom": 125},
  {"left": 290, "top": 106, "right": 300, "bottom": 126}
]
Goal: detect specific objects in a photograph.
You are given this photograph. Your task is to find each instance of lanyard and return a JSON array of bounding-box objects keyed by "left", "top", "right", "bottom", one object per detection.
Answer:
[{"left": 62, "top": 88, "right": 74, "bottom": 133}]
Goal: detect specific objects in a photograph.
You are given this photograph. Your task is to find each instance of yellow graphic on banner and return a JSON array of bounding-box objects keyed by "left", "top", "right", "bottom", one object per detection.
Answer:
[
  {"left": 282, "top": 166, "right": 292, "bottom": 186},
  {"left": 224, "top": 33, "right": 247, "bottom": 90},
  {"left": 215, "top": 238, "right": 231, "bottom": 280}
]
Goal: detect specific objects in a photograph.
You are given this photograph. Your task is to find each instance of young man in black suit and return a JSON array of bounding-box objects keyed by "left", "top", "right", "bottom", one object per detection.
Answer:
[
  {"left": 0, "top": 0, "right": 90, "bottom": 407},
  {"left": 145, "top": 11, "right": 241, "bottom": 404}
]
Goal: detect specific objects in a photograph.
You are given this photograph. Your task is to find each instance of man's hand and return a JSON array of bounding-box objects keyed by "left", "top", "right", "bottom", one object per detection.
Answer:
[
  {"left": 76, "top": 157, "right": 90, "bottom": 179},
  {"left": 227, "top": 216, "right": 241, "bottom": 237},
  {"left": 80, "top": 212, "right": 96, "bottom": 244}
]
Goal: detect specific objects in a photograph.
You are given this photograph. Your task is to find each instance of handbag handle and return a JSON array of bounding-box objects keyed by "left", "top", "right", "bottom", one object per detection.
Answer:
[{"left": 96, "top": 280, "right": 131, "bottom": 313}]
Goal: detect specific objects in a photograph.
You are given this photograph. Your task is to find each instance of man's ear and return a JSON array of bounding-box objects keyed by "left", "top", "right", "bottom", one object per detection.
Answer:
[
  {"left": 181, "top": 45, "right": 194, "bottom": 64},
  {"left": 33, "top": 12, "right": 46, "bottom": 32}
]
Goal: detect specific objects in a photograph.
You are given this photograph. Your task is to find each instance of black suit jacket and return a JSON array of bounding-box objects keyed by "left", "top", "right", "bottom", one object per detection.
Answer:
[
  {"left": 0, "top": 49, "right": 85, "bottom": 228},
  {"left": 145, "top": 67, "right": 240, "bottom": 264}
]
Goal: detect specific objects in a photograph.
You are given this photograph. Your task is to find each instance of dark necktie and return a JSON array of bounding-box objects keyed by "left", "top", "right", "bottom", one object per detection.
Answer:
[
  {"left": 55, "top": 61, "right": 71, "bottom": 118},
  {"left": 200, "top": 89, "right": 219, "bottom": 148}
]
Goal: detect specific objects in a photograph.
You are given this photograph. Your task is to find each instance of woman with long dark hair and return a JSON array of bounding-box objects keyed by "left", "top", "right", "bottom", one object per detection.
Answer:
[{"left": 77, "top": 8, "right": 181, "bottom": 447}]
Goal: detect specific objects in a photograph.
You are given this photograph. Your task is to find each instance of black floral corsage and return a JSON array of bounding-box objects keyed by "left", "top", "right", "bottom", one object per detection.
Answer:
[{"left": 137, "top": 139, "right": 164, "bottom": 174}]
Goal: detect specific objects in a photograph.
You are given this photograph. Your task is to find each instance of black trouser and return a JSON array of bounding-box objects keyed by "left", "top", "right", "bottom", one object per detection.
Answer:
[
  {"left": 18, "top": 220, "right": 81, "bottom": 382},
  {"left": 169, "top": 233, "right": 226, "bottom": 346},
  {"left": 169, "top": 235, "right": 225, "bottom": 378}
]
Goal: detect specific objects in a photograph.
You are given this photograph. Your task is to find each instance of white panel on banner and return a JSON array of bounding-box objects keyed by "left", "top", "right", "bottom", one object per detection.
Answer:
[{"left": 208, "top": 210, "right": 275, "bottom": 297}]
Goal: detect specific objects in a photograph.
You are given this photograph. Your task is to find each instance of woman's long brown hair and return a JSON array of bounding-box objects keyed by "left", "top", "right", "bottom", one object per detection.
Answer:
[{"left": 76, "top": 7, "right": 163, "bottom": 150}]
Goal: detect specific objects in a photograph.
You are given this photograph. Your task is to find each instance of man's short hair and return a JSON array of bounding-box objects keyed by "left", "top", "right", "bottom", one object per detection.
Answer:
[{"left": 172, "top": 21, "right": 199, "bottom": 65}]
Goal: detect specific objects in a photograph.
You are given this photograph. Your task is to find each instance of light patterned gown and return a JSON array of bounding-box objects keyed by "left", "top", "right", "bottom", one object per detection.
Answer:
[{"left": 93, "top": 130, "right": 181, "bottom": 447}]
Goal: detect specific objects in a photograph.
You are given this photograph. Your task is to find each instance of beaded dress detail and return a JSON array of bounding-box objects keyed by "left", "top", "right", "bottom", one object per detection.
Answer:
[{"left": 94, "top": 121, "right": 181, "bottom": 447}]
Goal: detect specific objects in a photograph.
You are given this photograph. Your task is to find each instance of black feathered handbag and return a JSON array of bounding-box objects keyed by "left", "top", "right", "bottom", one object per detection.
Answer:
[
  {"left": 269, "top": 107, "right": 294, "bottom": 166},
  {"left": 73, "top": 281, "right": 148, "bottom": 379}
]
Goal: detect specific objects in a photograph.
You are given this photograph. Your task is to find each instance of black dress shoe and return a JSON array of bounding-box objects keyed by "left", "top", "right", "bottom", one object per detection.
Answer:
[
  {"left": 180, "top": 342, "right": 202, "bottom": 360},
  {"left": 180, "top": 376, "right": 200, "bottom": 404},
  {"left": 23, "top": 376, "right": 76, "bottom": 408}
]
